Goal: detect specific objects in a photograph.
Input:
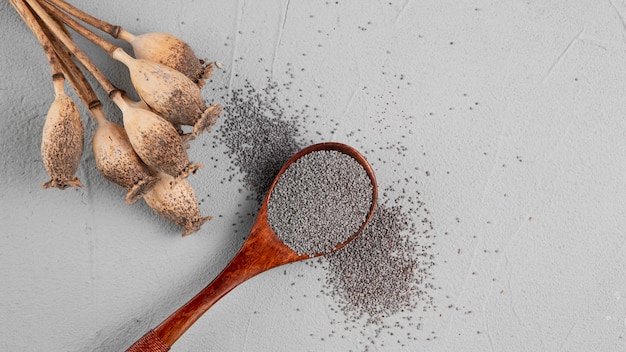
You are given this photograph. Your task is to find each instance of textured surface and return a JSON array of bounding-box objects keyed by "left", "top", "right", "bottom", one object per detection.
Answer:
[
  {"left": 267, "top": 150, "right": 373, "bottom": 255},
  {"left": 125, "top": 330, "right": 170, "bottom": 352},
  {"left": 2, "top": 0, "right": 626, "bottom": 351}
]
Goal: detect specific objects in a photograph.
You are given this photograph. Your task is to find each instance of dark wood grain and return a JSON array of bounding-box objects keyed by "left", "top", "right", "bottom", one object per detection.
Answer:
[{"left": 125, "top": 142, "right": 377, "bottom": 351}]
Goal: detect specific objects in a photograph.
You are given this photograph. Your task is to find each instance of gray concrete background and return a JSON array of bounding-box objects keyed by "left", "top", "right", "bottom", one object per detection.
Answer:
[{"left": 2, "top": 0, "right": 626, "bottom": 351}]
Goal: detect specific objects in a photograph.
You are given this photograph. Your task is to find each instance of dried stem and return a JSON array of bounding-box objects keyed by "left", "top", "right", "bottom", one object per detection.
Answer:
[
  {"left": 43, "top": 0, "right": 121, "bottom": 38},
  {"left": 34, "top": 0, "right": 118, "bottom": 54},
  {"left": 42, "top": 0, "right": 138, "bottom": 43},
  {"left": 30, "top": 2, "right": 109, "bottom": 125},
  {"left": 48, "top": 30, "right": 109, "bottom": 125},
  {"left": 53, "top": 41, "right": 99, "bottom": 109},
  {"left": 23, "top": 0, "right": 117, "bottom": 96},
  {"left": 9, "top": 0, "right": 64, "bottom": 95},
  {"left": 13, "top": 0, "right": 109, "bottom": 125}
]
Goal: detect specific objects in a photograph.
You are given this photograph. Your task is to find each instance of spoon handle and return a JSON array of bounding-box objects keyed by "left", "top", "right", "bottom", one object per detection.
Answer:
[
  {"left": 125, "top": 213, "right": 301, "bottom": 351},
  {"left": 125, "top": 330, "right": 170, "bottom": 352}
]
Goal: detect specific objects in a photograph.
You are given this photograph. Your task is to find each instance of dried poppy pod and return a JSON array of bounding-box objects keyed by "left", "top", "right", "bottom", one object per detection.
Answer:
[
  {"left": 41, "top": 80, "right": 84, "bottom": 190},
  {"left": 123, "top": 94, "right": 194, "bottom": 148},
  {"left": 41, "top": 0, "right": 212, "bottom": 85},
  {"left": 117, "top": 30, "right": 213, "bottom": 87},
  {"left": 143, "top": 170, "right": 212, "bottom": 236},
  {"left": 111, "top": 48, "right": 221, "bottom": 136},
  {"left": 110, "top": 91, "right": 201, "bottom": 181},
  {"left": 91, "top": 106, "right": 158, "bottom": 204}
]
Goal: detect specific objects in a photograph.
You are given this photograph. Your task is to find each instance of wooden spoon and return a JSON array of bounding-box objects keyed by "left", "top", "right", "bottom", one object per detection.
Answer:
[{"left": 125, "top": 142, "right": 378, "bottom": 351}]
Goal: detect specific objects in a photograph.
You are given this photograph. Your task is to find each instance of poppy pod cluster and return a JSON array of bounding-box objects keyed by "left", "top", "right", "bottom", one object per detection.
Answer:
[{"left": 11, "top": 0, "right": 221, "bottom": 236}]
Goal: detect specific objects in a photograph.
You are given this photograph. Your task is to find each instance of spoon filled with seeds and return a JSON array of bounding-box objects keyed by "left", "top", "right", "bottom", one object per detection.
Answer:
[{"left": 126, "top": 142, "right": 377, "bottom": 351}]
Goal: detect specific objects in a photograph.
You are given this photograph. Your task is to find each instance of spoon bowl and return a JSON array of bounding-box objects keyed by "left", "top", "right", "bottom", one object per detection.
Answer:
[{"left": 125, "top": 142, "right": 378, "bottom": 351}]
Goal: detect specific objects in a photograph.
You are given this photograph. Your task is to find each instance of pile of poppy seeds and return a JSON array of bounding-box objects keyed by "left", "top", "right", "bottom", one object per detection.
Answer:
[
  {"left": 267, "top": 150, "right": 374, "bottom": 256},
  {"left": 213, "top": 80, "right": 302, "bottom": 202},
  {"left": 211, "top": 72, "right": 437, "bottom": 348}
]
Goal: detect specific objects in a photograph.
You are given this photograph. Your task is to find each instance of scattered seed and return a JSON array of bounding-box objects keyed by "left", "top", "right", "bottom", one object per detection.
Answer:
[{"left": 215, "top": 70, "right": 437, "bottom": 348}]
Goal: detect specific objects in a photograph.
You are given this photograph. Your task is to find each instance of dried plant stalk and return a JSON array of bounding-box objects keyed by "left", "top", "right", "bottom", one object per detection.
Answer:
[
  {"left": 45, "top": 22, "right": 159, "bottom": 203},
  {"left": 45, "top": 0, "right": 213, "bottom": 86},
  {"left": 37, "top": 0, "right": 221, "bottom": 136},
  {"left": 24, "top": 0, "right": 117, "bottom": 95},
  {"left": 43, "top": 0, "right": 121, "bottom": 37},
  {"left": 11, "top": 0, "right": 84, "bottom": 189},
  {"left": 12, "top": 0, "right": 219, "bottom": 234}
]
